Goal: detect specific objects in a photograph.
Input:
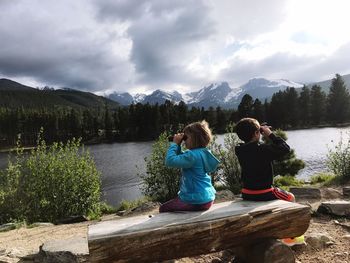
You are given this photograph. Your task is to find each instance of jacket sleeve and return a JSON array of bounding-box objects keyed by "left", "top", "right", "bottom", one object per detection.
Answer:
[
  {"left": 262, "top": 133, "right": 291, "bottom": 160},
  {"left": 165, "top": 143, "right": 195, "bottom": 168}
]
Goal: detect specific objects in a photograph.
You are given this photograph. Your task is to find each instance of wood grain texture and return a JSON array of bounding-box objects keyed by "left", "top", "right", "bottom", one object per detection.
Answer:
[{"left": 88, "top": 200, "right": 311, "bottom": 263}]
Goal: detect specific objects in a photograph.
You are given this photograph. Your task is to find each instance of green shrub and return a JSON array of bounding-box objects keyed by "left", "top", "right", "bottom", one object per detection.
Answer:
[
  {"left": 117, "top": 197, "right": 150, "bottom": 212},
  {"left": 99, "top": 201, "right": 117, "bottom": 214},
  {"left": 268, "top": 130, "right": 305, "bottom": 177},
  {"left": 310, "top": 173, "right": 336, "bottom": 185},
  {"left": 327, "top": 132, "right": 350, "bottom": 183},
  {"left": 140, "top": 132, "right": 182, "bottom": 203},
  {"left": 274, "top": 175, "right": 304, "bottom": 191},
  {"left": 211, "top": 123, "right": 241, "bottom": 194},
  {"left": 0, "top": 133, "right": 101, "bottom": 224}
]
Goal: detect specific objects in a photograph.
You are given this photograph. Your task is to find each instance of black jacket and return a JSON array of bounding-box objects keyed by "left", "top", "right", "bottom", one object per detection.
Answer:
[{"left": 235, "top": 133, "right": 290, "bottom": 190}]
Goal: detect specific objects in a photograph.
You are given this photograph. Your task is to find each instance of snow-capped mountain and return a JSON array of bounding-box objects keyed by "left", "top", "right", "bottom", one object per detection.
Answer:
[
  {"left": 142, "top": 89, "right": 183, "bottom": 104},
  {"left": 133, "top": 93, "right": 146, "bottom": 103},
  {"left": 185, "top": 82, "right": 232, "bottom": 107},
  {"left": 234, "top": 78, "right": 304, "bottom": 102},
  {"left": 107, "top": 92, "right": 133, "bottom": 106},
  {"left": 106, "top": 77, "right": 304, "bottom": 109}
]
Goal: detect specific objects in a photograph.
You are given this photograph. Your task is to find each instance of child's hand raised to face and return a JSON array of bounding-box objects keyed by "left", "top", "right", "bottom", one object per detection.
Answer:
[
  {"left": 259, "top": 125, "right": 272, "bottom": 137},
  {"left": 173, "top": 133, "right": 185, "bottom": 145}
]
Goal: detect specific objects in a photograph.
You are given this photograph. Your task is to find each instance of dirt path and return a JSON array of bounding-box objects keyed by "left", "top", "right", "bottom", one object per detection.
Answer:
[{"left": 0, "top": 203, "right": 349, "bottom": 262}]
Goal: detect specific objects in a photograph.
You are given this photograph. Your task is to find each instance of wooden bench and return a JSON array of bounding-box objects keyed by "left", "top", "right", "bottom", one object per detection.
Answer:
[{"left": 88, "top": 200, "right": 311, "bottom": 263}]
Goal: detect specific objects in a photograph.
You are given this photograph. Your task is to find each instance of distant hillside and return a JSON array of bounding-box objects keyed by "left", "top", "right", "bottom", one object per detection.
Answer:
[
  {"left": 0, "top": 78, "right": 35, "bottom": 91},
  {"left": 0, "top": 78, "right": 119, "bottom": 109},
  {"left": 307, "top": 74, "right": 350, "bottom": 92}
]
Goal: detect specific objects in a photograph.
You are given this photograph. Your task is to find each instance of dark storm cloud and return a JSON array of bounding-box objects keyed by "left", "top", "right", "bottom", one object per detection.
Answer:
[
  {"left": 0, "top": 0, "right": 132, "bottom": 92},
  {"left": 94, "top": 0, "right": 216, "bottom": 87}
]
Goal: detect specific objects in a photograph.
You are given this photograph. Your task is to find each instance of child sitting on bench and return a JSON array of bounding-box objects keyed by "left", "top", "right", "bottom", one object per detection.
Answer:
[
  {"left": 159, "top": 120, "right": 220, "bottom": 212},
  {"left": 235, "top": 118, "right": 304, "bottom": 246}
]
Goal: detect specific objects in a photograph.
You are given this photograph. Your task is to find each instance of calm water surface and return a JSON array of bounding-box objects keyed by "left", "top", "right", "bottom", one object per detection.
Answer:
[{"left": 0, "top": 127, "right": 349, "bottom": 206}]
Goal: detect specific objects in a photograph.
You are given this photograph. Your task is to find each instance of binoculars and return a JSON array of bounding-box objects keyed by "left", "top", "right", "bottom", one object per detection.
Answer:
[
  {"left": 259, "top": 122, "right": 272, "bottom": 133},
  {"left": 168, "top": 134, "right": 188, "bottom": 142}
]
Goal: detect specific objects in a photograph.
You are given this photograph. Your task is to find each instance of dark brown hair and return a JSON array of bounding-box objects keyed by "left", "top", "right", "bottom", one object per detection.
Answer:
[
  {"left": 183, "top": 120, "right": 213, "bottom": 148},
  {"left": 235, "top": 118, "right": 260, "bottom": 143}
]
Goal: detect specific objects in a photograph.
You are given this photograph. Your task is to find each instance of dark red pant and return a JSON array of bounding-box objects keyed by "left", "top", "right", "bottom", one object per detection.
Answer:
[{"left": 159, "top": 197, "right": 214, "bottom": 213}]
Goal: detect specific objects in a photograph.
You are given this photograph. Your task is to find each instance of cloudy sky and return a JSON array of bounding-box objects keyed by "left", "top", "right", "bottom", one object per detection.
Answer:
[{"left": 1, "top": 0, "right": 350, "bottom": 95}]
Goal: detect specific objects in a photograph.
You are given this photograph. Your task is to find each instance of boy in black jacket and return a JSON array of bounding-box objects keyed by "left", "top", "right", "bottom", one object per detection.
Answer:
[{"left": 235, "top": 117, "right": 295, "bottom": 202}]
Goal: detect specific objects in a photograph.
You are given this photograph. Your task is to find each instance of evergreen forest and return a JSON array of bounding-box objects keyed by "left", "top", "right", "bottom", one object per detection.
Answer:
[{"left": 0, "top": 74, "right": 349, "bottom": 149}]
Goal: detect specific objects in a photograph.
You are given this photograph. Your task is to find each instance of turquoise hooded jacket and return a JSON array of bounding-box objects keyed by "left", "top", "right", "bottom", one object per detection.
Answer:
[{"left": 165, "top": 143, "right": 220, "bottom": 204}]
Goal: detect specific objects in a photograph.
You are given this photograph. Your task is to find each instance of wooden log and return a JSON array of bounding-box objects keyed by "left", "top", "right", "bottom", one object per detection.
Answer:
[{"left": 88, "top": 200, "right": 311, "bottom": 263}]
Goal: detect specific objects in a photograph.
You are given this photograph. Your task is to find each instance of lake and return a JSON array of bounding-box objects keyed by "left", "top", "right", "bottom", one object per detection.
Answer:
[{"left": 0, "top": 126, "right": 349, "bottom": 206}]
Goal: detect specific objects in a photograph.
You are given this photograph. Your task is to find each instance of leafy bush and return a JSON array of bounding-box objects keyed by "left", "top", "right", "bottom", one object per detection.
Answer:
[
  {"left": 211, "top": 123, "right": 241, "bottom": 194},
  {"left": 268, "top": 129, "right": 305, "bottom": 177},
  {"left": 0, "top": 133, "right": 101, "bottom": 224},
  {"left": 310, "top": 173, "right": 336, "bottom": 185},
  {"left": 117, "top": 197, "right": 150, "bottom": 212},
  {"left": 327, "top": 132, "right": 350, "bottom": 183},
  {"left": 140, "top": 132, "right": 182, "bottom": 203},
  {"left": 274, "top": 175, "right": 304, "bottom": 191},
  {"left": 99, "top": 201, "right": 117, "bottom": 214}
]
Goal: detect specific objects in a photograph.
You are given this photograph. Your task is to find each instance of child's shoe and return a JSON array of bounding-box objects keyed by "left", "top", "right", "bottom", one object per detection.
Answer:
[{"left": 281, "top": 235, "right": 305, "bottom": 246}]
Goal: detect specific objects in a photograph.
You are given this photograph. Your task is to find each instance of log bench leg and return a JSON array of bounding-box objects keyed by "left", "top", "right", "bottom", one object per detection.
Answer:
[{"left": 231, "top": 239, "right": 295, "bottom": 263}]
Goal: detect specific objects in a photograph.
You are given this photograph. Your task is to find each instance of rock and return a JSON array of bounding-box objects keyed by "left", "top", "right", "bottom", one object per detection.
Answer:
[
  {"left": 6, "top": 248, "right": 26, "bottom": 258},
  {"left": 57, "top": 216, "right": 88, "bottom": 224},
  {"left": 39, "top": 237, "right": 89, "bottom": 263},
  {"left": 317, "top": 200, "right": 350, "bottom": 217},
  {"left": 334, "top": 220, "right": 350, "bottom": 231},
  {"left": 0, "top": 256, "right": 16, "bottom": 263},
  {"left": 215, "top": 190, "right": 235, "bottom": 202},
  {"left": 289, "top": 187, "right": 321, "bottom": 200},
  {"left": 232, "top": 239, "right": 295, "bottom": 263},
  {"left": 0, "top": 223, "right": 16, "bottom": 232},
  {"left": 343, "top": 187, "right": 350, "bottom": 198},
  {"left": 343, "top": 234, "right": 350, "bottom": 240},
  {"left": 305, "top": 232, "right": 334, "bottom": 249},
  {"left": 131, "top": 201, "right": 160, "bottom": 213},
  {"left": 116, "top": 209, "right": 130, "bottom": 216},
  {"left": 210, "top": 257, "right": 222, "bottom": 263},
  {"left": 30, "top": 222, "right": 55, "bottom": 228},
  {"left": 321, "top": 188, "right": 343, "bottom": 200}
]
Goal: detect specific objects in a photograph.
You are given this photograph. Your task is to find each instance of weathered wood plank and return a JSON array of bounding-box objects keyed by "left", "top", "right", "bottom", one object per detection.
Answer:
[{"left": 88, "top": 200, "right": 311, "bottom": 263}]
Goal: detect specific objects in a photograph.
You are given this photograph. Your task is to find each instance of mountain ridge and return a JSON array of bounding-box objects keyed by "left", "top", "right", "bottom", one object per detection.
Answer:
[
  {"left": 0, "top": 78, "right": 119, "bottom": 109},
  {"left": 107, "top": 77, "right": 306, "bottom": 109},
  {"left": 107, "top": 74, "right": 350, "bottom": 109}
]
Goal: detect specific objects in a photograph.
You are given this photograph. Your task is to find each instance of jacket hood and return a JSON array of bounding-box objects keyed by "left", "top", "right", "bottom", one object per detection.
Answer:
[{"left": 199, "top": 148, "right": 220, "bottom": 173}]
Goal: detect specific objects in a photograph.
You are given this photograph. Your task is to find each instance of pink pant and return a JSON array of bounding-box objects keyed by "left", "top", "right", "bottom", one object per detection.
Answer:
[{"left": 159, "top": 197, "right": 214, "bottom": 213}]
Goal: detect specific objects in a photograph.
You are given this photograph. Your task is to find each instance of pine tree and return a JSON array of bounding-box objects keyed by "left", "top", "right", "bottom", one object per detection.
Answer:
[
  {"left": 238, "top": 94, "right": 254, "bottom": 119},
  {"left": 284, "top": 87, "right": 299, "bottom": 127},
  {"left": 327, "top": 74, "right": 350, "bottom": 123},
  {"left": 310, "top": 85, "right": 327, "bottom": 125},
  {"left": 215, "top": 106, "right": 227, "bottom": 133},
  {"left": 298, "top": 86, "right": 311, "bottom": 126},
  {"left": 104, "top": 106, "right": 113, "bottom": 140},
  {"left": 268, "top": 91, "right": 285, "bottom": 128},
  {"left": 252, "top": 98, "right": 264, "bottom": 122}
]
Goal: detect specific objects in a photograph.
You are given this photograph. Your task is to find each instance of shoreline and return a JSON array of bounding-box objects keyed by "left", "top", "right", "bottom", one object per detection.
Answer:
[{"left": 1, "top": 123, "right": 350, "bottom": 153}]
